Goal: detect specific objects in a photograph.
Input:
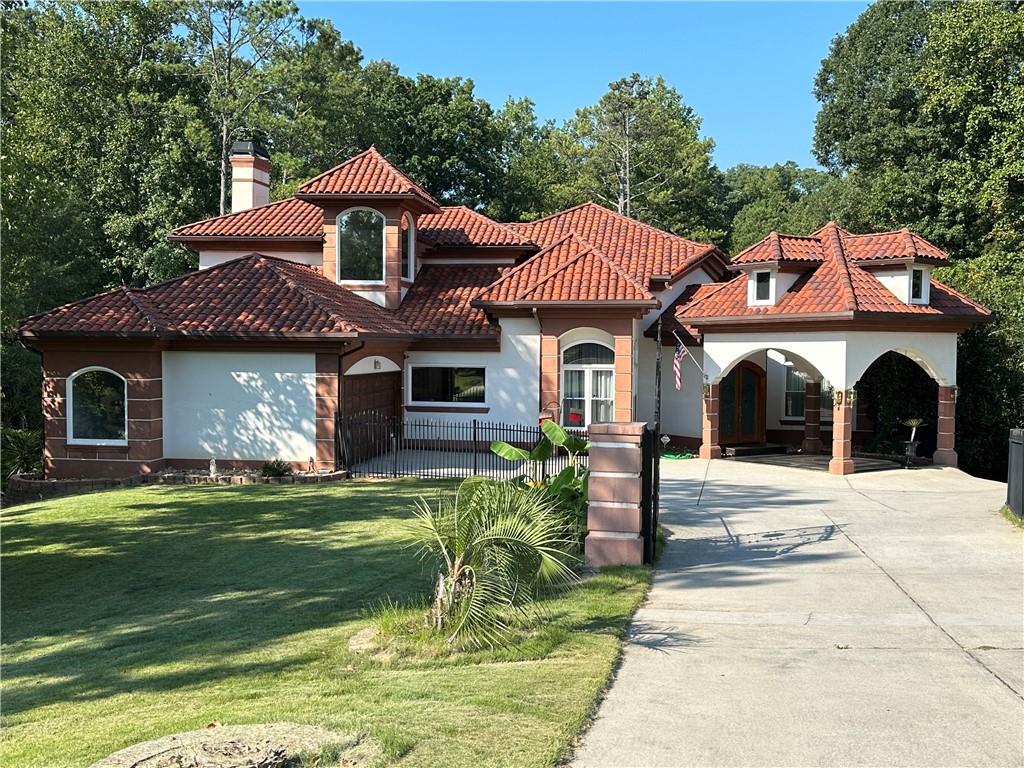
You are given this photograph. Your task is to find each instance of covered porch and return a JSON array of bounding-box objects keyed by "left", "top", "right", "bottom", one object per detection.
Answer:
[{"left": 697, "top": 331, "right": 960, "bottom": 475}]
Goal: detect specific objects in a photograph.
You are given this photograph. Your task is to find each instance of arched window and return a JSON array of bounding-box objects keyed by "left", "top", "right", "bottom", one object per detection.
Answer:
[
  {"left": 401, "top": 212, "right": 416, "bottom": 281},
  {"left": 67, "top": 367, "right": 127, "bottom": 445},
  {"left": 337, "top": 208, "right": 385, "bottom": 283},
  {"left": 561, "top": 342, "right": 614, "bottom": 427}
]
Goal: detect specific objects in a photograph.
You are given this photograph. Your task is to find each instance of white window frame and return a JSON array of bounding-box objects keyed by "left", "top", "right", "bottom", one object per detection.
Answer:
[
  {"left": 908, "top": 265, "right": 930, "bottom": 305},
  {"left": 407, "top": 363, "right": 487, "bottom": 408},
  {"left": 561, "top": 341, "right": 615, "bottom": 427},
  {"left": 66, "top": 366, "right": 128, "bottom": 446},
  {"left": 336, "top": 206, "right": 386, "bottom": 286},
  {"left": 780, "top": 370, "right": 838, "bottom": 423},
  {"left": 749, "top": 269, "right": 775, "bottom": 306},
  {"left": 401, "top": 212, "right": 416, "bottom": 281}
]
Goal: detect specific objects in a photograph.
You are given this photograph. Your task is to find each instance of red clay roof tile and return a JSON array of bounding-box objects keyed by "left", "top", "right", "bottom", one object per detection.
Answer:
[
  {"left": 417, "top": 206, "right": 534, "bottom": 248},
  {"left": 732, "top": 223, "right": 952, "bottom": 266},
  {"left": 295, "top": 147, "right": 441, "bottom": 210},
  {"left": 398, "top": 264, "right": 501, "bottom": 337},
  {"left": 168, "top": 198, "right": 323, "bottom": 240}
]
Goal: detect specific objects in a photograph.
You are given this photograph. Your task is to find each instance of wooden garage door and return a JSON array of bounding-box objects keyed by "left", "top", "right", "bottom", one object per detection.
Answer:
[{"left": 342, "top": 371, "right": 401, "bottom": 417}]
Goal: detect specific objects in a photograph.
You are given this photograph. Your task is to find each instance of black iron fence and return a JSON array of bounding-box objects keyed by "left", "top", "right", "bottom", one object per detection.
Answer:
[
  {"left": 338, "top": 412, "right": 588, "bottom": 479},
  {"left": 1009, "top": 429, "right": 1023, "bottom": 519}
]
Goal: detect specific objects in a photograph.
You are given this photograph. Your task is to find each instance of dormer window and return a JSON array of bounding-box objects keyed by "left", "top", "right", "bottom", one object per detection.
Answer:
[
  {"left": 755, "top": 271, "right": 771, "bottom": 301},
  {"left": 337, "top": 208, "right": 385, "bottom": 283},
  {"left": 911, "top": 268, "right": 924, "bottom": 301},
  {"left": 401, "top": 212, "right": 415, "bottom": 281}
]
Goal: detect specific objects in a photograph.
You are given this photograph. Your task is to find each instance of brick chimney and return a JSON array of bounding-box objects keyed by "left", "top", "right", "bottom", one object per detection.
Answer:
[{"left": 230, "top": 141, "right": 271, "bottom": 212}]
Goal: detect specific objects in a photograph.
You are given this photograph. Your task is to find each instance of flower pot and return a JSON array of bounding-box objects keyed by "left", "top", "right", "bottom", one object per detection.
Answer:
[{"left": 903, "top": 440, "right": 920, "bottom": 468}]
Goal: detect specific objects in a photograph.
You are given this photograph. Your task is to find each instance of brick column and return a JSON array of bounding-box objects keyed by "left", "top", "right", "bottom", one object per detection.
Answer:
[
  {"left": 540, "top": 334, "right": 560, "bottom": 421},
  {"left": 828, "top": 390, "right": 855, "bottom": 475},
  {"left": 315, "top": 353, "right": 339, "bottom": 471},
  {"left": 802, "top": 380, "right": 823, "bottom": 453},
  {"left": 585, "top": 422, "right": 646, "bottom": 567},
  {"left": 384, "top": 215, "right": 402, "bottom": 309},
  {"left": 933, "top": 385, "right": 958, "bottom": 467},
  {"left": 613, "top": 335, "right": 633, "bottom": 421},
  {"left": 699, "top": 383, "right": 722, "bottom": 459}
]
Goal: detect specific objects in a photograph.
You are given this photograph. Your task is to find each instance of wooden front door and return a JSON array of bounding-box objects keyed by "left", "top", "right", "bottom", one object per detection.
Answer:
[{"left": 720, "top": 361, "right": 765, "bottom": 445}]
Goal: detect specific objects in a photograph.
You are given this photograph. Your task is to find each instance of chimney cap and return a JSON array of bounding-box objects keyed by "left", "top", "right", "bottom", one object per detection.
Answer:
[{"left": 231, "top": 140, "right": 270, "bottom": 161}]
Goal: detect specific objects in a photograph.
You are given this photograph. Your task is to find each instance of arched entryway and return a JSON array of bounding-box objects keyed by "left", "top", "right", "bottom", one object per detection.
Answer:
[{"left": 719, "top": 360, "right": 765, "bottom": 445}]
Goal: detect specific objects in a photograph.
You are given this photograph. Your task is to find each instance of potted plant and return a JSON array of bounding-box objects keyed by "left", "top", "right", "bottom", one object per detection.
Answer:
[{"left": 901, "top": 418, "right": 926, "bottom": 467}]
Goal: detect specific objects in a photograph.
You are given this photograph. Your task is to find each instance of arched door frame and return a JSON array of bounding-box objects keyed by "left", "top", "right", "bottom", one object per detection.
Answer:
[{"left": 719, "top": 359, "right": 766, "bottom": 445}]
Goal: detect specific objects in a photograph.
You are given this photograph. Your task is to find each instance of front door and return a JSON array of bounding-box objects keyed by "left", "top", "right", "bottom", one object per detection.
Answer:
[{"left": 720, "top": 361, "right": 765, "bottom": 445}]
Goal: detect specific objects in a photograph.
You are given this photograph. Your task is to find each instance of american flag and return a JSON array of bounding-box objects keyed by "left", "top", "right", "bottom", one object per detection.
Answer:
[{"left": 673, "top": 341, "right": 687, "bottom": 391}]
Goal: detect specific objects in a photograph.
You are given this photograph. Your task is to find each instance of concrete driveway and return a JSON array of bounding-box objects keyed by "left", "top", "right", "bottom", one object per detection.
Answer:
[{"left": 573, "top": 459, "right": 1023, "bottom": 768}]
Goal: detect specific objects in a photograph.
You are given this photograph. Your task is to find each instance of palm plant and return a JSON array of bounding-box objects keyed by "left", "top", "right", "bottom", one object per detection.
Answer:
[
  {"left": 406, "top": 477, "right": 579, "bottom": 648},
  {"left": 902, "top": 417, "right": 926, "bottom": 443}
]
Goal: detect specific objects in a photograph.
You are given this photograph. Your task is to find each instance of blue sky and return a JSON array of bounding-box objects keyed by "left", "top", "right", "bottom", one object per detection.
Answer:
[{"left": 297, "top": 2, "right": 869, "bottom": 170}]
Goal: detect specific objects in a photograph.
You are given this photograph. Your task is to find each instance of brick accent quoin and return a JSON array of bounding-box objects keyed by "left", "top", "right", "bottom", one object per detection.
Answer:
[
  {"left": 315, "top": 353, "right": 339, "bottom": 472},
  {"left": 699, "top": 383, "right": 722, "bottom": 459},
  {"left": 585, "top": 422, "right": 647, "bottom": 567},
  {"left": 933, "top": 385, "right": 958, "bottom": 467},
  {"left": 828, "top": 390, "right": 855, "bottom": 475},
  {"left": 802, "top": 380, "right": 823, "bottom": 453}
]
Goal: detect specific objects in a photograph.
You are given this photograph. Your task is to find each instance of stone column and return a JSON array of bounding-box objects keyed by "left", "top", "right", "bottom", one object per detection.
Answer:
[
  {"left": 585, "top": 422, "right": 646, "bottom": 567},
  {"left": 933, "top": 385, "right": 958, "bottom": 467},
  {"left": 384, "top": 214, "right": 402, "bottom": 309},
  {"left": 315, "top": 353, "right": 339, "bottom": 471},
  {"left": 613, "top": 335, "right": 634, "bottom": 421},
  {"left": 828, "top": 390, "right": 855, "bottom": 475},
  {"left": 540, "top": 334, "right": 560, "bottom": 422},
  {"left": 802, "top": 380, "right": 823, "bottom": 453},
  {"left": 699, "top": 383, "right": 722, "bottom": 459}
]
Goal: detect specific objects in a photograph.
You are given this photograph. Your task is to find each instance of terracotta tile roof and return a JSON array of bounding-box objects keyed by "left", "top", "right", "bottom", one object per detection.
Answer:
[
  {"left": 417, "top": 206, "right": 535, "bottom": 248},
  {"left": 676, "top": 224, "right": 988, "bottom": 325},
  {"left": 398, "top": 264, "right": 502, "bottom": 337},
  {"left": 168, "top": 198, "right": 323, "bottom": 240},
  {"left": 20, "top": 255, "right": 412, "bottom": 339},
  {"left": 510, "top": 202, "right": 723, "bottom": 286},
  {"left": 473, "top": 234, "right": 656, "bottom": 306},
  {"left": 295, "top": 147, "right": 441, "bottom": 210},
  {"left": 732, "top": 223, "right": 951, "bottom": 266}
]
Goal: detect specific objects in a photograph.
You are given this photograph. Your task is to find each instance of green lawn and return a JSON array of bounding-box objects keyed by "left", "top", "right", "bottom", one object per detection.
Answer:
[{"left": 0, "top": 480, "right": 649, "bottom": 767}]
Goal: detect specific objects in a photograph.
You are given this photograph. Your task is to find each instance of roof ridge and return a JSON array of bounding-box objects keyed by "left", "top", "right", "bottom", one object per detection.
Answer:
[
  {"left": 473, "top": 233, "right": 577, "bottom": 299},
  {"left": 516, "top": 241, "right": 601, "bottom": 300},
  {"left": 673, "top": 274, "right": 742, "bottom": 317},
  {"left": 257, "top": 256, "right": 358, "bottom": 334},
  {"left": 511, "top": 201, "right": 596, "bottom": 227},
  {"left": 770, "top": 231, "right": 784, "bottom": 261},
  {"left": 123, "top": 287, "right": 168, "bottom": 333},
  {"left": 927, "top": 277, "right": 992, "bottom": 314},
  {"left": 456, "top": 205, "right": 536, "bottom": 244},
  {"left": 568, "top": 232, "right": 654, "bottom": 297},
  {"left": 296, "top": 146, "right": 440, "bottom": 206},
  {"left": 822, "top": 223, "right": 858, "bottom": 312}
]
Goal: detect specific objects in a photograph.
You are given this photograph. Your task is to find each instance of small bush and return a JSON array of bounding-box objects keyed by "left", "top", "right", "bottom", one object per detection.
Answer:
[
  {"left": 1, "top": 427, "right": 42, "bottom": 487},
  {"left": 260, "top": 458, "right": 293, "bottom": 477}
]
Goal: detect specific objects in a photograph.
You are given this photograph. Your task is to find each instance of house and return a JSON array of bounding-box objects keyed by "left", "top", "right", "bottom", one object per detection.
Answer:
[{"left": 18, "top": 143, "right": 990, "bottom": 480}]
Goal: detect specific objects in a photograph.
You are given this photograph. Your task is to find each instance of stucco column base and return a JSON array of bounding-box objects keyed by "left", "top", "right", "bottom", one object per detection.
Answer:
[
  {"left": 585, "top": 531, "right": 643, "bottom": 567},
  {"left": 699, "top": 443, "right": 722, "bottom": 459},
  {"left": 932, "top": 448, "right": 958, "bottom": 468},
  {"left": 828, "top": 457, "right": 855, "bottom": 475}
]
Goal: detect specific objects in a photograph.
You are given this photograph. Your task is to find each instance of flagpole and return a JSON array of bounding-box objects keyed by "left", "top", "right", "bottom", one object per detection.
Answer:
[
  {"left": 672, "top": 330, "right": 706, "bottom": 377},
  {"left": 654, "top": 316, "right": 663, "bottom": 436}
]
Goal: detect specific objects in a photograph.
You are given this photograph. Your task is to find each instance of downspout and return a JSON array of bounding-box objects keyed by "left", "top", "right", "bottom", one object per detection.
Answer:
[{"left": 336, "top": 340, "right": 366, "bottom": 471}]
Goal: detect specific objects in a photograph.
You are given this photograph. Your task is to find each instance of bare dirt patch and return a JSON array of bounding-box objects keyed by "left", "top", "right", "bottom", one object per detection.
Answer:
[{"left": 90, "top": 723, "right": 379, "bottom": 768}]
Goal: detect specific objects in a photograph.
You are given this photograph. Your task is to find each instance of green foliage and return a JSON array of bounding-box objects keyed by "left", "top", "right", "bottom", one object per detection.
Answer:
[
  {"left": 856, "top": 352, "right": 938, "bottom": 456},
  {"left": 260, "top": 458, "right": 292, "bottom": 477},
  {"left": 406, "top": 477, "right": 579, "bottom": 648},
  {"left": 1, "top": 427, "right": 43, "bottom": 485}
]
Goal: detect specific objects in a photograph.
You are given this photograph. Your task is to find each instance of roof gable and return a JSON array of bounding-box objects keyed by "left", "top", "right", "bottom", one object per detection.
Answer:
[
  {"left": 732, "top": 223, "right": 952, "bottom": 266},
  {"left": 295, "top": 147, "right": 441, "bottom": 211}
]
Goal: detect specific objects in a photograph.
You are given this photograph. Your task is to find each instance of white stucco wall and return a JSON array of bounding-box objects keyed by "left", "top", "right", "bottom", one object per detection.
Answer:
[
  {"left": 163, "top": 351, "right": 316, "bottom": 462},
  {"left": 198, "top": 249, "right": 322, "bottom": 269},
  {"left": 702, "top": 330, "right": 958, "bottom": 389},
  {"left": 634, "top": 338, "right": 705, "bottom": 439},
  {"left": 404, "top": 316, "right": 540, "bottom": 425}
]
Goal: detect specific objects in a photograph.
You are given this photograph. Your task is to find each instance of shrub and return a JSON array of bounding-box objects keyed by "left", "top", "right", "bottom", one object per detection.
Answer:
[
  {"left": 260, "top": 458, "right": 293, "bottom": 477},
  {"left": 406, "top": 476, "right": 579, "bottom": 648},
  {"left": 1, "top": 427, "right": 42, "bottom": 487}
]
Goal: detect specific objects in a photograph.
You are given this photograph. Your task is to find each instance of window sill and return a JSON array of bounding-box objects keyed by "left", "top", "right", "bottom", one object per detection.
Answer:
[
  {"left": 66, "top": 440, "right": 128, "bottom": 448},
  {"left": 406, "top": 404, "right": 490, "bottom": 414},
  {"left": 779, "top": 418, "right": 834, "bottom": 426}
]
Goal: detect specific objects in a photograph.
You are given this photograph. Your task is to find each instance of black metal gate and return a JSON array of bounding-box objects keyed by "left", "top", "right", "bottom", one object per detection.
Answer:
[
  {"left": 639, "top": 424, "right": 659, "bottom": 564},
  {"left": 1009, "top": 429, "right": 1023, "bottom": 519}
]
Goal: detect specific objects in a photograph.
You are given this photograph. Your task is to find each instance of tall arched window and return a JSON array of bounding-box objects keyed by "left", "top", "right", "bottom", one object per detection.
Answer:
[
  {"left": 561, "top": 342, "right": 614, "bottom": 427},
  {"left": 401, "top": 212, "right": 415, "bottom": 280},
  {"left": 337, "top": 208, "right": 385, "bottom": 283},
  {"left": 67, "top": 367, "right": 127, "bottom": 445}
]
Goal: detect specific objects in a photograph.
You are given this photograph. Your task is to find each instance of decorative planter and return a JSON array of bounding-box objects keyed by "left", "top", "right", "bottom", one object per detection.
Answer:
[{"left": 903, "top": 440, "right": 920, "bottom": 468}]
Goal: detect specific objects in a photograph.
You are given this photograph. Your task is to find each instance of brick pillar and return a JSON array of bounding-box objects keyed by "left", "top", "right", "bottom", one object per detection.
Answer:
[
  {"left": 384, "top": 215, "right": 402, "bottom": 309},
  {"left": 933, "top": 385, "right": 958, "bottom": 467},
  {"left": 585, "top": 422, "right": 646, "bottom": 567},
  {"left": 125, "top": 353, "right": 164, "bottom": 474},
  {"left": 699, "top": 383, "right": 722, "bottom": 459},
  {"left": 828, "top": 390, "right": 855, "bottom": 475},
  {"left": 802, "top": 380, "right": 823, "bottom": 453},
  {"left": 315, "top": 353, "right": 339, "bottom": 471},
  {"left": 613, "top": 335, "right": 633, "bottom": 421},
  {"left": 540, "top": 334, "right": 560, "bottom": 421}
]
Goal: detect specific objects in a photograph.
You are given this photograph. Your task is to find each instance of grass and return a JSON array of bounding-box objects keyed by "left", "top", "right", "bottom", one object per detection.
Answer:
[
  {"left": 0, "top": 480, "right": 650, "bottom": 768},
  {"left": 999, "top": 504, "right": 1024, "bottom": 529}
]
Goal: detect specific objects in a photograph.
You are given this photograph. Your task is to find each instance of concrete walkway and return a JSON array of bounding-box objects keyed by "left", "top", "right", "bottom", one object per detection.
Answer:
[{"left": 573, "top": 459, "right": 1023, "bottom": 768}]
